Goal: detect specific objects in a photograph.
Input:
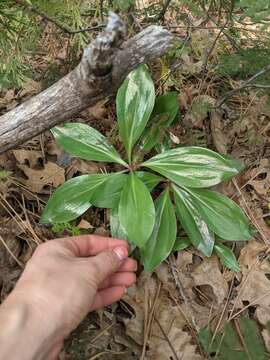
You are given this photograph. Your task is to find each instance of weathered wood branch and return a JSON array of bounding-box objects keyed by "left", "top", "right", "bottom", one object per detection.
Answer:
[{"left": 0, "top": 12, "right": 174, "bottom": 154}]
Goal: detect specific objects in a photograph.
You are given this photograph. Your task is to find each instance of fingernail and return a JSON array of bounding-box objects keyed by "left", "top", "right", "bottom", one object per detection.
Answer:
[
  {"left": 124, "top": 287, "right": 128, "bottom": 294},
  {"left": 113, "top": 246, "right": 128, "bottom": 261}
]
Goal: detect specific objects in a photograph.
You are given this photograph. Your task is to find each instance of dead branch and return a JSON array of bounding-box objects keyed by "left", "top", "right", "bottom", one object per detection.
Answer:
[
  {"left": 216, "top": 64, "right": 270, "bottom": 108},
  {"left": 15, "top": 0, "right": 106, "bottom": 34},
  {"left": 0, "top": 12, "right": 174, "bottom": 154}
]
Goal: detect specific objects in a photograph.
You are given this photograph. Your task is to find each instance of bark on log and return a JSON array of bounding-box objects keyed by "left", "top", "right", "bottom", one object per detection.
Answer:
[{"left": 0, "top": 12, "right": 174, "bottom": 154}]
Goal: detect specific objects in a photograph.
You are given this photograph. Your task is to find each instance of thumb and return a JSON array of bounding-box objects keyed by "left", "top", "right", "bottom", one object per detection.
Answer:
[{"left": 90, "top": 246, "right": 128, "bottom": 285}]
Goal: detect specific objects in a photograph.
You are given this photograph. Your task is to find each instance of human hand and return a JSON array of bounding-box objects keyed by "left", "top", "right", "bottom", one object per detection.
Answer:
[{"left": 0, "top": 235, "right": 137, "bottom": 360}]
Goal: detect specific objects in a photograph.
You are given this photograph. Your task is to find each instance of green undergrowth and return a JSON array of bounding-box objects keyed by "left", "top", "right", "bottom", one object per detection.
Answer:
[{"left": 199, "top": 318, "right": 270, "bottom": 360}]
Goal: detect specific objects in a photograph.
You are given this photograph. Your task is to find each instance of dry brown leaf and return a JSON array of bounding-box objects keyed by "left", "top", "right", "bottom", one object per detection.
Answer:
[
  {"left": 0, "top": 218, "right": 24, "bottom": 268},
  {"left": 181, "top": 54, "right": 204, "bottom": 75},
  {"left": 122, "top": 253, "right": 229, "bottom": 358},
  {"left": 0, "top": 89, "right": 18, "bottom": 110},
  {"left": 185, "top": 95, "right": 215, "bottom": 127},
  {"left": 210, "top": 110, "right": 228, "bottom": 154},
  {"left": 18, "top": 80, "right": 42, "bottom": 98},
  {"left": 156, "top": 252, "right": 228, "bottom": 329},
  {"left": 178, "top": 92, "right": 188, "bottom": 112},
  {"left": 13, "top": 149, "right": 43, "bottom": 168},
  {"left": 94, "top": 227, "right": 109, "bottom": 236},
  {"left": 147, "top": 309, "right": 203, "bottom": 360},
  {"left": 81, "top": 100, "right": 107, "bottom": 120},
  {"left": 122, "top": 273, "right": 203, "bottom": 359},
  {"left": 47, "top": 139, "right": 63, "bottom": 158},
  {"left": 192, "top": 256, "right": 229, "bottom": 305},
  {"left": 18, "top": 161, "right": 65, "bottom": 193},
  {"left": 235, "top": 240, "right": 270, "bottom": 325},
  {"left": 77, "top": 219, "right": 92, "bottom": 230},
  {"left": 0, "top": 174, "right": 13, "bottom": 199},
  {"left": 247, "top": 159, "right": 270, "bottom": 197},
  {"left": 71, "top": 158, "right": 100, "bottom": 175}
]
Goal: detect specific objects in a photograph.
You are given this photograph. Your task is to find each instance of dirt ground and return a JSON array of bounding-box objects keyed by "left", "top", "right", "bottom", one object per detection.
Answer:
[{"left": 1, "top": 3, "right": 270, "bottom": 359}]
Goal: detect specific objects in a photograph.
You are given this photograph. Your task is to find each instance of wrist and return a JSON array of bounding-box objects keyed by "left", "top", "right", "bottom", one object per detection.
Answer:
[{"left": 0, "top": 292, "right": 62, "bottom": 360}]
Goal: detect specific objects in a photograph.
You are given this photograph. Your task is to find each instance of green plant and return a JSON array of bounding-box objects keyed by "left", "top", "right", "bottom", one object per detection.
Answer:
[
  {"left": 198, "top": 318, "right": 269, "bottom": 359},
  {"left": 41, "top": 65, "right": 251, "bottom": 271},
  {"left": 113, "top": 0, "right": 134, "bottom": 11},
  {"left": 52, "top": 222, "right": 83, "bottom": 236},
  {"left": 0, "top": 169, "right": 11, "bottom": 179},
  {"left": 0, "top": 0, "right": 91, "bottom": 89}
]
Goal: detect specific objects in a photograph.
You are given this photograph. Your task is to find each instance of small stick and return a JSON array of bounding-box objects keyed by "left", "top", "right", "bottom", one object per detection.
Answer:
[
  {"left": 156, "top": 0, "right": 172, "bottom": 22},
  {"left": 217, "top": 64, "right": 270, "bottom": 107},
  {"left": 15, "top": 0, "right": 105, "bottom": 34},
  {"left": 154, "top": 315, "right": 179, "bottom": 360}
]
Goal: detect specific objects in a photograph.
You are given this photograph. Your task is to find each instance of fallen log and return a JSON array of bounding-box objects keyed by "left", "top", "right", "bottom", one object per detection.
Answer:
[{"left": 0, "top": 12, "right": 174, "bottom": 154}]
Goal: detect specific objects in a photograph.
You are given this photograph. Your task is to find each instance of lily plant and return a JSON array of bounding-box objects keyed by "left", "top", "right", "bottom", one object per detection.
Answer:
[{"left": 41, "top": 65, "right": 251, "bottom": 272}]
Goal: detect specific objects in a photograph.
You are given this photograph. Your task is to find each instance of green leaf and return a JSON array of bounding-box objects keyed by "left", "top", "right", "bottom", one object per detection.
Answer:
[
  {"left": 113, "top": 0, "right": 134, "bottom": 11},
  {"left": 135, "top": 171, "right": 163, "bottom": 191},
  {"left": 198, "top": 324, "right": 247, "bottom": 359},
  {"left": 141, "top": 188, "right": 177, "bottom": 271},
  {"left": 181, "top": 187, "right": 251, "bottom": 241},
  {"left": 155, "top": 132, "right": 173, "bottom": 153},
  {"left": 0, "top": 170, "right": 11, "bottom": 179},
  {"left": 118, "top": 173, "right": 155, "bottom": 247},
  {"left": 41, "top": 174, "right": 110, "bottom": 224},
  {"left": 173, "top": 237, "right": 191, "bottom": 251},
  {"left": 40, "top": 174, "right": 116, "bottom": 224},
  {"left": 52, "top": 222, "right": 82, "bottom": 236},
  {"left": 116, "top": 65, "right": 155, "bottom": 162},
  {"left": 90, "top": 173, "right": 127, "bottom": 208},
  {"left": 152, "top": 92, "right": 179, "bottom": 121},
  {"left": 199, "top": 319, "right": 269, "bottom": 360},
  {"left": 143, "top": 146, "right": 243, "bottom": 188},
  {"left": 198, "top": 327, "right": 219, "bottom": 355},
  {"left": 140, "top": 92, "right": 179, "bottom": 152},
  {"left": 239, "top": 318, "right": 268, "bottom": 360},
  {"left": 51, "top": 123, "right": 127, "bottom": 166},
  {"left": 173, "top": 185, "right": 215, "bottom": 257},
  {"left": 214, "top": 243, "right": 240, "bottom": 272},
  {"left": 110, "top": 206, "right": 128, "bottom": 240}
]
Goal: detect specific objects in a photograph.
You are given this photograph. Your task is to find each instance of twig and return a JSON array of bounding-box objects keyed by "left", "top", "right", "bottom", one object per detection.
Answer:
[
  {"left": 229, "top": 290, "right": 270, "bottom": 321},
  {"left": 168, "top": 255, "right": 189, "bottom": 303},
  {"left": 154, "top": 316, "right": 180, "bottom": 360},
  {"left": 15, "top": 0, "right": 105, "bottom": 34},
  {"left": 202, "top": 0, "right": 236, "bottom": 70},
  {"left": 100, "top": 0, "right": 104, "bottom": 22},
  {"left": 167, "top": 25, "right": 267, "bottom": 33},
  {"left": 141, "top": 280, "right": 161, "bottom": 360},
  {"left": 202, "top": 19, "right": 229, "bottom": 72},
  {"left": 234, "top": 319, "right": 252, "bottom": 360},
  {"left": 159, "top": 16, "right": 193, "bottom": 87},
  {"left": 156, "top": 0, "right": 172, "bottom": 22},
  {"left": 0, "top": 235, "right": 23, "bottom": 268},
  {"left": 217, "top": 64, "right": 270, "bottom": 107}
]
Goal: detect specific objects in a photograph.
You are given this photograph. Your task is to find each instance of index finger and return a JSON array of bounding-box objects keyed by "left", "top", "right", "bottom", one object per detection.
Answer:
[{"left": 58, "top": 235, "right": 129, "bottom": 257}]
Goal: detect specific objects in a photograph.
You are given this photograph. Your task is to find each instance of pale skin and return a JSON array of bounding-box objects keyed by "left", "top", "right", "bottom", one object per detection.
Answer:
[{"left": 0, "top": 235, "right": 137, "bottom": 360}]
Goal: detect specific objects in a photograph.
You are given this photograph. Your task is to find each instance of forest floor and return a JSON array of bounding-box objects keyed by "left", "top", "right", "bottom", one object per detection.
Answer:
[{"left": 0, "top": 2, "right": 270, "bottom": 359}]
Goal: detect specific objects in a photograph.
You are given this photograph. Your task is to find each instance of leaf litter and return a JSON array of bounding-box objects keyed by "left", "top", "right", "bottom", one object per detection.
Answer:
[{"left": 1, "top": 2, "right": 270, "bottom": 359}]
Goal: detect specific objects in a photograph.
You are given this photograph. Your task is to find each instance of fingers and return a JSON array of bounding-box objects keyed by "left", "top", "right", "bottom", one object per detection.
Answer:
[
  {"left": 118, "top": 258, "right": 137, "bottom": 272},
  {"left": 91, "top": 286, "right": 126, "bottom": 311},
  {"left": 98, "top": 271, "right": 136, "bottom": 290},
  {"left": 89, "top": 246, "right": 129, "bottom": 284},
  {"left": 57, "top": 235, "right": 129, "bottom": 257}
]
